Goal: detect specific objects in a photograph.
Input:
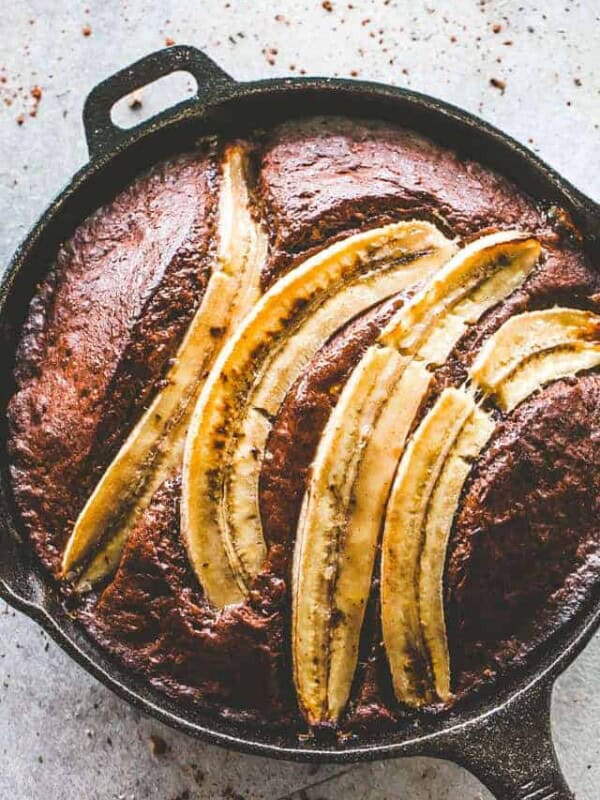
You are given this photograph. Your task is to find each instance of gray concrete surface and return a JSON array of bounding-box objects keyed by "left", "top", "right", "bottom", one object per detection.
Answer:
[{"left": 1, "top": 2, "right": 599, "bottom": 798}]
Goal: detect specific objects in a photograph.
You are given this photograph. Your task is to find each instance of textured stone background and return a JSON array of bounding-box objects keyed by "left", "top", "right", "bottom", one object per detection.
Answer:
[{"left": 1, "top": 2, "right": 599, "bottom": 798}]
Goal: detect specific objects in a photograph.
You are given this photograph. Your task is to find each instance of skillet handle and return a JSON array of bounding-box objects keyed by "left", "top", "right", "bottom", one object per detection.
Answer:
[
  {"left": 441, "top": 680, "right": 573, "bottom": 800},
  {"left": 83, "top": 46, "right": 236, "bottom": 159}
]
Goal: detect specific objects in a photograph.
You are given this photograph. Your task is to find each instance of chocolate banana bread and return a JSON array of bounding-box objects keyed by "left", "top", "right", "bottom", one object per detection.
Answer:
[{"left": 7, "top": 117, "right": 600, "bottom": 737}]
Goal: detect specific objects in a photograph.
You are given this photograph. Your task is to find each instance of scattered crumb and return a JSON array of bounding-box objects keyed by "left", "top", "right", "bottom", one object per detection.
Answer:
[
  {"left": 492, "top": 23, "right": 502, "bottom": 33},
  {"left": 322, "top": 0, "right": 334, "bottom": 10},
  {"left": 128, "top": 91, "right": 143, "bottom": 110},
  {"left": 82, "top": 24, "right": 92, "bottom": 36},
  {"left": 165, "top": 36, "right": 175, "bottom": 46},
  {"left": 574, "top": 77, "right": 582, "bottom": 87},
  {"left": 489, "top": 77, "right": 506, "bottom": 94},
  {"left": 223, "top": 787, "right": 245, "bottom": 800},
  {"left": 26, "top": 84, "right": 43, "bottom": 118},
  {"left": 192, "top": 765, "right": 205, "bottom": 785},
  {"left": 16, "top": 113, "right": 25, "bottom": 125},
  {"left": 149, "top": 734, "right": 168, "bottom": 757},
  {"left": 262, "top": 46, "right": 278, "bottom": 66}
]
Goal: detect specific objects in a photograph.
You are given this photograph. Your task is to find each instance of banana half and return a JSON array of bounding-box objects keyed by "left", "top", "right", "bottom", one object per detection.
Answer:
[
  {"left": 62, "top": 144, "right": 268, "bottom": 586},
  {"left": 381, "top": 389, "right": 484, "bottom": 706},
  {"left": 293, "top": 230, "right": 542, "bottom": 724},
  {"left": 469, "top": 306, "right": 600, "bottom": 410},
  {"left": 382, "top": 305, "right": 600, "bottom": 709},
  {"left": 182, "top": 221, "right": 457, "bottom": 609}
]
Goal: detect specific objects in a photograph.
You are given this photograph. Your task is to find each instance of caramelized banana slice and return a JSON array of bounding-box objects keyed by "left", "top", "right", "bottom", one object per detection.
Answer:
[
  {"left": 379, "top": 230, "right": 541, "bottom": 353},
  {"left": 293, "top": 348, "right": 397, "bottom": 724},
  {"left": 62, "top": 145, "right": 267, "bottom": 583},
  {"left": 182, "top": 221, "right": 456, "bottom": 608},
  {"left": 418, "top": 405, "right": 495, "bottom": 702},
  {"left": 293, "top": 231, "right": 541, "bottom": 723},
  {"left": 496, "top": 343, "right": 600, "bottom": 411},
  {"left": 469, "top": 307, "right": 600, "bottom": 395},
  {"left": 396, "top": 308, "right": 600, "bottom": 707},
  {"left": 292, "top": 355, "right": 430, "bottom": 724},
  {"left": 468, "top": 307, "right": 600, "bottom": 411},
  {"left": 382, "top": 389, "right": 475, "bottom": 707},
  {"left": 292, "top": 350, "right": 429, "bottom": 724}
]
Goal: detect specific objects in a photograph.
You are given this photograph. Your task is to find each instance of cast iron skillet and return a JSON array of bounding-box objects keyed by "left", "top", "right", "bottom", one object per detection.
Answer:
[{"left": 1, "top": 46, "right": 599, "bottom": 800}]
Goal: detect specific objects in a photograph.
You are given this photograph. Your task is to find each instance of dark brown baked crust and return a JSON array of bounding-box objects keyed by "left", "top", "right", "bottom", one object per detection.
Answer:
[
  {"left": 258, "top": 117, "right": 546, "bottom": 283},
  {"left": 447, "top": 374, "right": 600, "bottom": 695},
  {"left": 84, "top": 476, "right": 293, "bottom": 723},
  {"left": 8, "top": 148, "right": 219, "bottom": 575},
  {"left": 7, "top": 117, "right": 600, "bottom": 734}
]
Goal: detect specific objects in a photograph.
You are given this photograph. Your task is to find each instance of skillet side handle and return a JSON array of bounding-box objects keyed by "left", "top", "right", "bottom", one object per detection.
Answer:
[
  {"left": 83, "top": 46, "right": 236, "bottom": 159},
  {"left": 442, "top": 680, "right": 573, "bottom": 800}
]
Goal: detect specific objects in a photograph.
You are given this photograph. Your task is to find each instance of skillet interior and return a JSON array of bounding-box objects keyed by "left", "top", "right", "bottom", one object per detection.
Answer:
[{"left": 1, "top": 66, "right": 600, "bottom": 762}]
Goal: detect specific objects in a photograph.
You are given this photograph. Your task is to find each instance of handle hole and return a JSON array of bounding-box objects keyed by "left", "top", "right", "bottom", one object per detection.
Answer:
[{"left": 110, "top": 71, "right": 198, "bottom": 130}]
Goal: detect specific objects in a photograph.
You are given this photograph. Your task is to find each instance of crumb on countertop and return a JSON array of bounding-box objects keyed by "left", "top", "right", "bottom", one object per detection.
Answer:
[
  {"left": 149, "top": 734, "right": 168, "bottom": 757},
  {"left": 129, "top": 91, "right": 143, "bottom": 110}
]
